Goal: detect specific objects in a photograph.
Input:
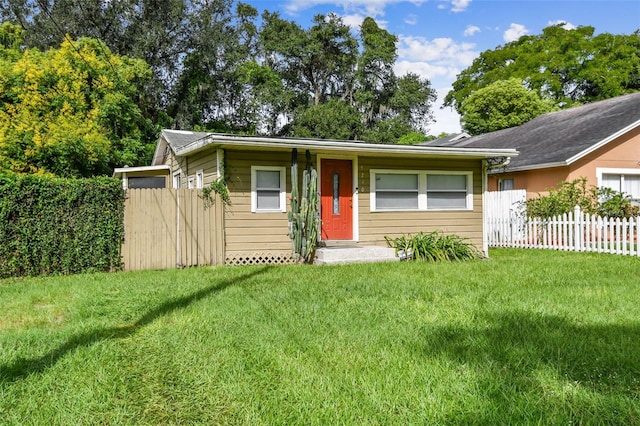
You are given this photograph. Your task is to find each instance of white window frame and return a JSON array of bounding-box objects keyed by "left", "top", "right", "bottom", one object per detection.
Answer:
[
  {"left": 195, "top": 169, "right": 204, "bottom": 189},
  {"left": 596, "top": 167, "right": 640, "bottom": 202},
  {"left": 498, "top": 178, "right": 514, "bottom": 191},
  {"left": 370, "top": 170, "right": 424, "bottom": 211},
  {"left": 370, "top": 169, "right": 473, "bottom": 212},
  {"left": 187, "top": 175, "right": 195, "bottom": 189},
  {"left": 172, "top": 170, "right": 182, "bottom": 189},
  {"left": 251, "top": 166, "right": 287, "bottom": 213}
]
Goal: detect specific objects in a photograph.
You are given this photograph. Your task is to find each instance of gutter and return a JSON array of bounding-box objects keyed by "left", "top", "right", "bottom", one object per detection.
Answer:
[{"left": 174, "top": 133, "right": 518, "bottom": 160}]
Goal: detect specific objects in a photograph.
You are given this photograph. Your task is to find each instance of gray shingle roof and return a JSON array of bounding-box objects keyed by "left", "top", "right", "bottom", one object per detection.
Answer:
[
  {"left": 428, "top": 92, "right": 640, "bottom": 170},
  {"left": 162, "top": 129, "right": 211, "bottom": 150}
]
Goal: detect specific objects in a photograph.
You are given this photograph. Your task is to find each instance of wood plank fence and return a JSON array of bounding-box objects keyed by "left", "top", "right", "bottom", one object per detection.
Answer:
[
  {"left": 486, "top": 205, "right": 640, "bottom": 256},
  {"left": 121, "top": 189, "right": 224, "bottom": 271}
]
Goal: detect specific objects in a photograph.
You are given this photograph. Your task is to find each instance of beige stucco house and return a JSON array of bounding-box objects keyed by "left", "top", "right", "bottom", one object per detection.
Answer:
[
  {"left": 116, "top": 131, "right": 516, "bottom": 264},
  {"left": 426, "top": 92, "right": 640, "bottom": 203}
]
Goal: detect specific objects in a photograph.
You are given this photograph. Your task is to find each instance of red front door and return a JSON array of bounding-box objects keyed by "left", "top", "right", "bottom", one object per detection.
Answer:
[{"left": 320, "top": 159, "right": 353, "bottom": 240}]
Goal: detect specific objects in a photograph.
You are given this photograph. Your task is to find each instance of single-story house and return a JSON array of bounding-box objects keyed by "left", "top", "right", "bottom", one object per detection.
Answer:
[
  {"left": 117, "top": 130, "right": 516, "bottom": 264},
  {"left": 424, "top": 92, "right": 640, "bottom": 202}
]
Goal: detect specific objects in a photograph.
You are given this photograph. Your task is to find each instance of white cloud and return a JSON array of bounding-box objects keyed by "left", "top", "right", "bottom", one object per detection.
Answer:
[
  {"left": 547, "top": 20, "right": 577, "bottom": 30},
  {"left": 463, "top": 25, "right": 480, "bottom": 37},
  {"left": 431, "top": 88, "right": 462, "bottom": 135},
  {"left": 405, "top": 14, "right": 418, "bottom": 25},
  {"left": 341, "top": 14, "right": 366, "bottom": 28},
  {"left": 451, "top": 0, "right": 471, "bottom": 13},
  {"left": 503, "top": 23, "right": 528, "bottom": 42},
  {"left": 397, "top": 35, "right": 477, "bottom": 68}
]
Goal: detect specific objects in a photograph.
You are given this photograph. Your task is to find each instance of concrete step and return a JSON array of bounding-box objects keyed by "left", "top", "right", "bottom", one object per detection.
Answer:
[{"left": 314, "top": 245, "right": 399, "bottom": 265}]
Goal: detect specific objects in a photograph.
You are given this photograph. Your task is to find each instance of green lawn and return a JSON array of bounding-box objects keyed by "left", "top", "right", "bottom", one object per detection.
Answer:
[{"left": 1, "top": 249, "right": 639, "bottom": 425}]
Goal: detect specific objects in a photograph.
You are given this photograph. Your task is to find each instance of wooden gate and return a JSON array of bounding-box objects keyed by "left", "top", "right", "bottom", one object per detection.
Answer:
[{"left": 121, "top": 189, "right": 224, "bottom": 271}]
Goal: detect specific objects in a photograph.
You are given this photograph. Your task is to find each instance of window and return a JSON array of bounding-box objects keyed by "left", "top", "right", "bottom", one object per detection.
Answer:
[
  {"left": 187, "top": 175, "right": 195, "bottom": 189},
  {"left": 196, "top": 170, "right": 204, "bottom": 189},
  {"left": 127, "top": 176, "right": 166, "bottom": 189},
  {"left": 499, "top": 178, "right": 514, "bottom": 191},
  {"left": 600, "top": 171, "right": 640, "bottom": 204},
  {"left": 371, "top": 170, "right": 472, "bottom": 211},
  {"left": 374, "top": 173, "right": 419, "bottom": 210},
  {"left": 173, "top": 170, "right": 182, "bottom": 189},
  {"left": 426, "top": 173, "right": 469, "bottom": 210},
  {"left": 251, "top": 166, "right": 286, "bottom": 212}
]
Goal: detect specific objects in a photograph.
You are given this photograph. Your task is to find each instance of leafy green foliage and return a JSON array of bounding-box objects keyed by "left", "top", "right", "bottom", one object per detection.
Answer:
[
  {"left": 0, "top": 173, "right": 125, "bottom": 277},
  {"left": 0, "top": 24, "right": 155, "bottom": 177},
  {"left": 525, "top": 178, "right": 639, "bottom": 218},
  {"left": 2, "top": 4, "right": 437, "bottom": 148},
  {"left": 292, "top": 100, "right": 363, "bottom": 140},
  {"left": 385, "top": 230, "right": 480, "bottom": 262},
  {"left": 201, "top": 178, "right": 231, "bottom": 208},
  {"left": 460, "top": 78, "right": 555, "bottom": 134},
  {"left": 445, "top": 25, "right": 640, "bottom": 114}
]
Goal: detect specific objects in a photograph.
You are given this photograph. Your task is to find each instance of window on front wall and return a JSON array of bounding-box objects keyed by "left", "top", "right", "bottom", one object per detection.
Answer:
[
  {"left": 251, "top": 166, "right": 286, "bottom": 212},
  {"left": 426, "top": 173, "right": 469, "bottom": 209},
  {"left": 371, "top": 170, "right": 472, "bottom": 211},
  {"left": 374, "top": 173, "right": 419, "bottom": 210}
]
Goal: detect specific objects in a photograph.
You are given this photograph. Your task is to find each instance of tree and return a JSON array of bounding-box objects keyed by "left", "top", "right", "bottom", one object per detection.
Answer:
[
  {"left": 445, "top": 25, "right": 640, "bottom": 114},
  {"left": 0, "top": 24, "right": 154, "bottom": 177},
  {"left": 355, "top": 17, "right": 397, "bottom": 128},
  {"left": 291, "top": 100, "right": 362, "bottom": 140},
  {"left": 460, "top": 78, "right": 555, "bottom": 135},
  {"left": 260, "top": 12, "right": 358, "bottom": 108}
]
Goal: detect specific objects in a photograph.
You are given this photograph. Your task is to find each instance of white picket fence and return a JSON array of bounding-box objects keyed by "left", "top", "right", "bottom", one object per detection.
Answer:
[{"left": 486, "top": 205, "right": 640, "bottom": 256}]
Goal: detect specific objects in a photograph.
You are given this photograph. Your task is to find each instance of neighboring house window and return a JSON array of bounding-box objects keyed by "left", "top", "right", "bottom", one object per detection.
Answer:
[
  {"left": 173, "top": 171, "right": 182, "bottom": 189},
  {"left": 499, "top": 178, "right": 514, "bottom": 191},
  {"left": 128, "top": 177, "right": 166, "bottom": 189},
  {"left": 600, "top": 171, "right": 640, "bottom": 204},
  {"left": 196, "top": 170, "right": 204, "bottom": 189},
  {"left": 251, "top": 166, "right": 286, "bottom": 212},
  {"left": 187, "top": 175, "right": 195, "bottom": 189},
  {"left": 371, "top": 170, "right": 472, "bottom": 211}
]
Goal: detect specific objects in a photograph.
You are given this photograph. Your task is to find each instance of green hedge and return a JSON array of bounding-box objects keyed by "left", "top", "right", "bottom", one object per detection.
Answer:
[{"left": 0, "top": 174, "right": 125, "bottom": 278}]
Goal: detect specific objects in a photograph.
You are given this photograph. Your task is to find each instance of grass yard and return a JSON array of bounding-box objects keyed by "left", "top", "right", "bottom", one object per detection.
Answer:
[{"left": 1, "top": 249, "right": 639, "bottom": 425}]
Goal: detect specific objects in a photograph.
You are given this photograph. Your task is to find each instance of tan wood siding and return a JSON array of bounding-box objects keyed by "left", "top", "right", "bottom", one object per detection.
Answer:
[
  {"left": 224, "top": 150, "right": 303, "bottom": 257},
  {"left": 184, "top": 149, "right": 218, "bottom": 186},
  {"left": 356, "top": 157, "right": 485, "bottom": 249}
]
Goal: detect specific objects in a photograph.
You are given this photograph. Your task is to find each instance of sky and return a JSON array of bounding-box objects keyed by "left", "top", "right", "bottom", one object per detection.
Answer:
[{"left": 239, "top": 0, "right": 640, "bottom": 136}]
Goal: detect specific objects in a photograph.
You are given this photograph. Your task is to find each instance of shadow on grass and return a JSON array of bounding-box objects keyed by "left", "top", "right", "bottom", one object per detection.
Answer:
[
  {"left": 417, "top": 311, "right": 640, "bottom": 421},
  {"left": 0, "top": 267, "right": 270, "bottom": 383}
]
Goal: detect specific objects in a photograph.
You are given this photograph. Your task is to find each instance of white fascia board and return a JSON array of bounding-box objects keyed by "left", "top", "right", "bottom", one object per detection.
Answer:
[
  {"left": 174, "top": 134, "right": 518, "bottom": 160},
  {"left": 490, "top": 161, "right": 568, "bottom": 174},
  {"left": 566, "top": 119, "right": 640, "bottom": 165},
  {"left": 113, "top": 165, "right": 171, "bottom": 177}
]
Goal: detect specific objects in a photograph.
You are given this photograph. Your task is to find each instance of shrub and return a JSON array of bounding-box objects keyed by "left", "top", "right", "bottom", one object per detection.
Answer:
[
  {"left": 0, "top": 173, "right": 125, "bottom": 277},
  {"left": 385, "top": 230, "right": 480, "bottom": 262},
  {"left": 524, "top": 178, "right": 638, "bottom": 219}
]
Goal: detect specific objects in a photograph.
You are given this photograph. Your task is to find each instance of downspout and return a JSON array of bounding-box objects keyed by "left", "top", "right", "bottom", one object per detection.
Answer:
[
  {"left": 176, "top": 185, "right": 181, "bottom": 268},
  {"left": 482, "top": 160, "right": 489, "bottom": 257}
]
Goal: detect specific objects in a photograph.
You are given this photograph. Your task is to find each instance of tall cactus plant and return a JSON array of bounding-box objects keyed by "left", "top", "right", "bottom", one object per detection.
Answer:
[{"left": 288, "top": 149, "right": 320, "bottom": 263}]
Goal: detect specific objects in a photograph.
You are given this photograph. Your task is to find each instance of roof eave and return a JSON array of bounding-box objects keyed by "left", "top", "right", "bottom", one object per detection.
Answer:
[
  {"left": 566, "top": 119, "right": 640, "bottom": 165},
  {"left": 174, "top": 134, "right": 518, "bottom": 160},
  {"left": 489, "top": 161, "right": 568, "bottom": 174},
  {"left": 113, "top": 165, "right": 171, "bottom": 178}
]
